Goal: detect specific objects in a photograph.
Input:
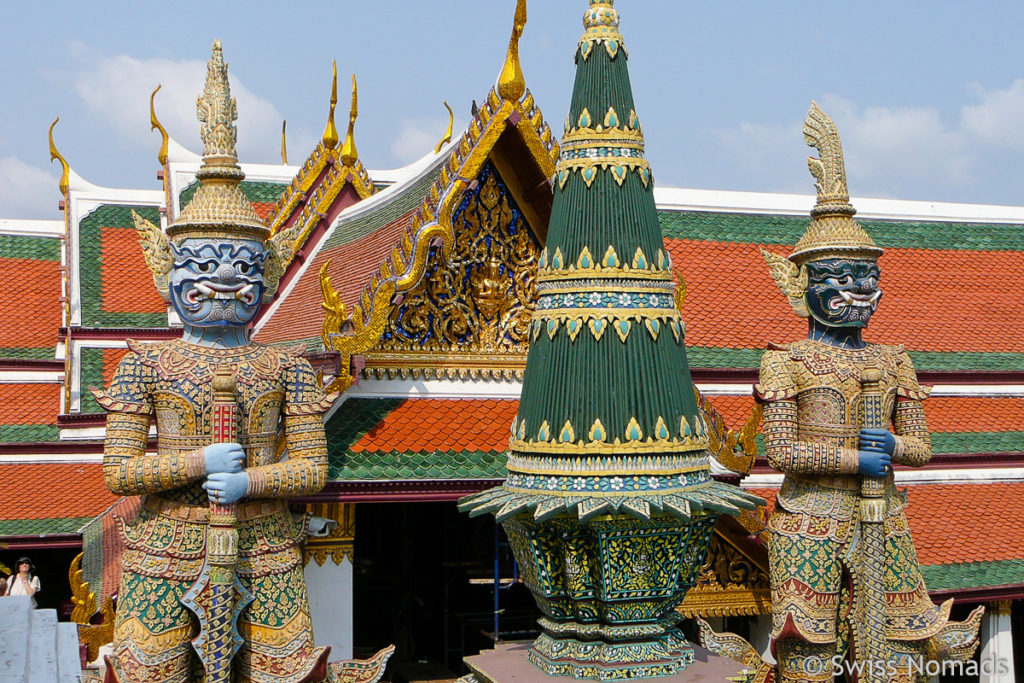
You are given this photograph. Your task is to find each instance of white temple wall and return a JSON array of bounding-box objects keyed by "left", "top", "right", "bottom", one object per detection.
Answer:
[{"left": 306, "top": 557, "right": 354, "bottom": 661}]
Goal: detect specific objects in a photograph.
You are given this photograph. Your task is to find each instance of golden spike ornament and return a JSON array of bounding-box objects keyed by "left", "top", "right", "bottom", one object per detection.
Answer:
[
  {"left": 340, "top": 73, "right": 359, "bottom": 166},
  {"left": 434, "top": 101, "right": 454, "bottom": 153},
  {"left": 323, "top": 61, "right": 339, "bottom": 150},
  {"left": 48, "top": 117, "right": 70, "bottom": 196},
  {"left": 497, "top": 0, "right": 527, "bottom": 102},
  {"left": 169, "top": 40, "right": 266, "bottom": 243},
  {"left": 281, "top": 120, "right": 288, "bottom": 164},
  {"left": 150, "top": 85, "right": 170, "bottom": 166},
  {"left": 196, "top": 40, "right": 238, "bottom": 162}
]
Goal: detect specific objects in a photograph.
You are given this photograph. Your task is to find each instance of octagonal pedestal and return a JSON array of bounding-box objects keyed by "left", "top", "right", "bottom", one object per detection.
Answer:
[{"left": 502, "top": 512, "right": 717, "bottom": 680}]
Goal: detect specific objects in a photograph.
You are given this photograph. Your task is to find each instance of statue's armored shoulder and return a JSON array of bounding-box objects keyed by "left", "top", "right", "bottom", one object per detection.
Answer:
[
  {"left": 92, "top": 345, "right": 158, "bottom": 414},
  {"left": 886, "top": 344, "right": 930, "bottom": 400},
  {"left": 755, "top": 343, "right": 798, "bottom": 401},
  {"left": 279, "top": 349, "right": 335, "bottom": 416}
]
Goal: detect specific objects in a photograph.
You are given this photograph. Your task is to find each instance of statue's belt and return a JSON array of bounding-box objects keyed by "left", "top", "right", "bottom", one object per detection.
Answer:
[{"left": 142, "top": 495, "right": 288, "bottom": 522}]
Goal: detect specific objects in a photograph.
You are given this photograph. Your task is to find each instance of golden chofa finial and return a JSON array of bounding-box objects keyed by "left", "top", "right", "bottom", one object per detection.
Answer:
[
  {"left": 150, "top": 85, "right": 170, "bottom": 166},
  {"left": 322, "top": 61, "right": 339, "bottom": 150},
  {"left": 196, "top": 39, "right": 239, "bottom": 163},
  {"left": 281, "top": 120, "right": 288, "bottom": 164},
  {"left": 498, "top": 0, "right": 527, "bottom": 102},
  {"left": 48, "top": 117, "right": 70, "bottom": 196},
  {"left": 434, "top": 101, "right": 454, "bottom": 154},
  {"left": 340, "top": 73, "right": 359, "bottom": 166}
]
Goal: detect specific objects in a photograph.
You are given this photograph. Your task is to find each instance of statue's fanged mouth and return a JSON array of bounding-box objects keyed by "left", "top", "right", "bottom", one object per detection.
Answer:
[
  {"left": 183, "top": 281, "right": 257, "bottom": 306},
  {"left": 828, "top": 290, "right": 880, "bottom": 311}
]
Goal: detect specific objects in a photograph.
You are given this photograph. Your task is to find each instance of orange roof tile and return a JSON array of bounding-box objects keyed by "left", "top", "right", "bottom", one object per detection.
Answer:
[
  {"left": 0, "top": 462, "right": 117, "bottom": 521},
  {"left": 0, "top": 384, "right": 61, "bottom": 425},
  {"left": 667, "top": 239, "right": 1024, "bottom": 354},
  {"left": 256, "top": 210, "right": 416, "bottom": 345},
  {"left": 251, "top": 202, "right": 276, "bottom": 221},
  {"left": 101, "top": 348, "right": 131, "bottom": 389},
  {"left": 747, "top": 482, "right": 1024, "bottom": 566},
  {"left": 351, "top": 399, "right": 518, "bottom": 453},
  {"left": 0, "top": 258, "right": 61, "bottom": 349},
  {"left": 99, "top": 227, "right": 167, "bottom": 314}
]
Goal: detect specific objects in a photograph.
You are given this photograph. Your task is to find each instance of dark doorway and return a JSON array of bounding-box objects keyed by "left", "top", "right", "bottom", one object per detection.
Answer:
[{"left": 352, "top": 501, "right": 538, "bottom": 677}]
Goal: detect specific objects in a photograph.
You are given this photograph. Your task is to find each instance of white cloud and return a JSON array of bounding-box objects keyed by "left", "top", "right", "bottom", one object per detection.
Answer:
[
  {"left": 0, "top": 157, "right": 59, "bottom": 219},
  {"left": 962, "top": 79, "right": 1024, "bottom": 150},
  {"left": 389, "top": 116, "right": 462, "bottom": 166},
  {"left": 713, "top": 95, "right": 976, "bottom": 198},
  {"left": 69, "top": 45, "right": 288, "bottom": 164}
]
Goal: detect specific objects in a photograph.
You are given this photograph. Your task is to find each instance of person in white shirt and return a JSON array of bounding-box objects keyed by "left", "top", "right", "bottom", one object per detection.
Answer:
[{"left": 6, "top": 557, "right": 40, "bottom": 607}]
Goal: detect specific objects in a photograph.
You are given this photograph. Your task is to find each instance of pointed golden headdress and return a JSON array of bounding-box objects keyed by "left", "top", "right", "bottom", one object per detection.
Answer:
[
  {"left": 134, "top": 41, "right": 305, "bottom": 301},
  {"left": 166, "top": 40, "right": 268, "bottom": 243},
  {"left": 762, "top": 103, "right": 883, "bottom": 317},
  {"left": 789, "top": 102, "right": 882, "bottom": 265}
]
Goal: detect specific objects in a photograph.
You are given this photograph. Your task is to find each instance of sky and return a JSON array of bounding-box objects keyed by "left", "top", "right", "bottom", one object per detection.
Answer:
[{"left": 3, "top": 1, "right": 1024, "bottom": 220}]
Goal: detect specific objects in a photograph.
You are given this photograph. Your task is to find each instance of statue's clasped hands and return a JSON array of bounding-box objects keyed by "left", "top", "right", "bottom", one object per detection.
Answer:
[
  {"left": 202, "top": 443, "right": 250, "bottom": 505},
  {"left": 858, "top": 427, "right": 895, "bottom": 477}
]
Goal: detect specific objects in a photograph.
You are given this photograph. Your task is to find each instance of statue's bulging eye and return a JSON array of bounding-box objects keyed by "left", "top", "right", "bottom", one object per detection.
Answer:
[
  {"left": 836, "top": 275, "right": 854, "bottom": 287},
  {"left": 237, "top": 262, "right": 252, "bottom": 275},
  {"left": 197, "top": 261, "right": 216, "bottom": 274}
]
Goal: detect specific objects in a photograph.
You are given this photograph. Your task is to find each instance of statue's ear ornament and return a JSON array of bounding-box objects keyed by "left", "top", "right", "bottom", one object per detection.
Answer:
[
  {"left": 264, "top": 222, "right": 305, "bottom": 300},
  {"left": 761, "top": 248, "right": 809, "bottom": 317},
  {"left": 131, "top": 210, "right": 173, "bottom": 300}
]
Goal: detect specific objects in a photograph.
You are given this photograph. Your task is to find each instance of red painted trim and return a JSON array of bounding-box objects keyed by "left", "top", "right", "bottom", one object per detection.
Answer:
[
  {"left": 61, "top": 327, "right": 180, "bottom": 340},
  {"left": 57, "top": 413, "right": 107, "bottom": 427},
  {"left": 0, "top": 534, "right": 82, "bottom": 550},
  {"left": 294, "top": 479, "right": 504, "bottom": 504},
  {"left": 0, "top": 440, "right": 105, "bottom": 455},
  {"left": 0, "top": 359, "right": 64, "bottom": 372}
]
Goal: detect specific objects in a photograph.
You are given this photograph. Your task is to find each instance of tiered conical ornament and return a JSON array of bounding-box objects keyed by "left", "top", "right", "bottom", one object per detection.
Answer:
[{"left": 460, "top": 2, "right": 762, "bottom": 679}]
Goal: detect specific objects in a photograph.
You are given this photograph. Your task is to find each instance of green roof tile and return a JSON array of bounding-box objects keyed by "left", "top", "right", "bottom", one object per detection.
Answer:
[
  {"left": 0, "top": 424, "right": 60, "bottom": 443},
  {"left": 658, "top": 211, "right": 1024, "bottom": 252},
  {"left": 78, "top": 204, "right": 166, "bottom": 328},
  {"left": 0, "top": 517, "right": 91, "bottom": 537},
  {"left": 920, "top": 559, "right": 1024, "bottom": 591},
  {"left": 179, "top": 179, "right": 287, "bottom": 208},
  {"left": 0, "top": 235, "right": 61, "bottom": 261}
]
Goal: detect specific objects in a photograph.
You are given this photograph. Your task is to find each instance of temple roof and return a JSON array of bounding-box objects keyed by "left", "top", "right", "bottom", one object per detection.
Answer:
[
  {"left": 662, "top": 206, "right": 1024, "bottom": 371},
  {"left": 0, "top": 463, "right": 117, "bottom": 537},
  {"left": 0, "top": 229, "right": 63, "bottom": 361}
]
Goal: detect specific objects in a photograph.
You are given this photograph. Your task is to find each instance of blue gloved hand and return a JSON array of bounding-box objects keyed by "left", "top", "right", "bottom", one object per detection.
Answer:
[
  {"left": 857, "top": 449, "right": 892, "bottom": 477},
  {"left": 204, "top": 443, "right": 245, "bottom": 474},
  {"left": 859, "top": 428, "right": 896, "bottom": 455},
  {"left": 203, "top": 471, "right": 249, "bottom": 505}
]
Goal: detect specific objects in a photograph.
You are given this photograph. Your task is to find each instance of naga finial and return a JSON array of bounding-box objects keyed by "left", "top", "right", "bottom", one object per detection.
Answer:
[
  {"left": 803, "top": 102, "right": 854, "bottom": 218},
  {"left": 434, "top": 101, "right": 454, "bottom": 153},
  {"left": 48, "top": 117, "right": 70, "bottom": 196},
  {"left": 196, "top": 40, "right": 238, "bottom": 163},
  {"left": 497, "top": 0, "right": 527, "bottom": 102},
  {"left": 281, "top": 120, "right": 288, "bottom": 165},
  {"left": 323, "top": 61, "right": 339, "bottom": 150},
  {"left": 340, "top": 73, "right": 359, "bottom": 166},
  {"left": 150, "top": 85, "right": 170, "bottom": 166}
]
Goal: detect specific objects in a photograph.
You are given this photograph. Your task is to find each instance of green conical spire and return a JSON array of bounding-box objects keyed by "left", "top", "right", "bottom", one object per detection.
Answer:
[{"left": 461, "top": 0, "right": 759, "bottom": 524}]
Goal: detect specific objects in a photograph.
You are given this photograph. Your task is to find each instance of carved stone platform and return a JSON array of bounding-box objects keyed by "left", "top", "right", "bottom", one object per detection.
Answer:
[{"left": 464, "top": 641, "right": 750, "bottom": 683}]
